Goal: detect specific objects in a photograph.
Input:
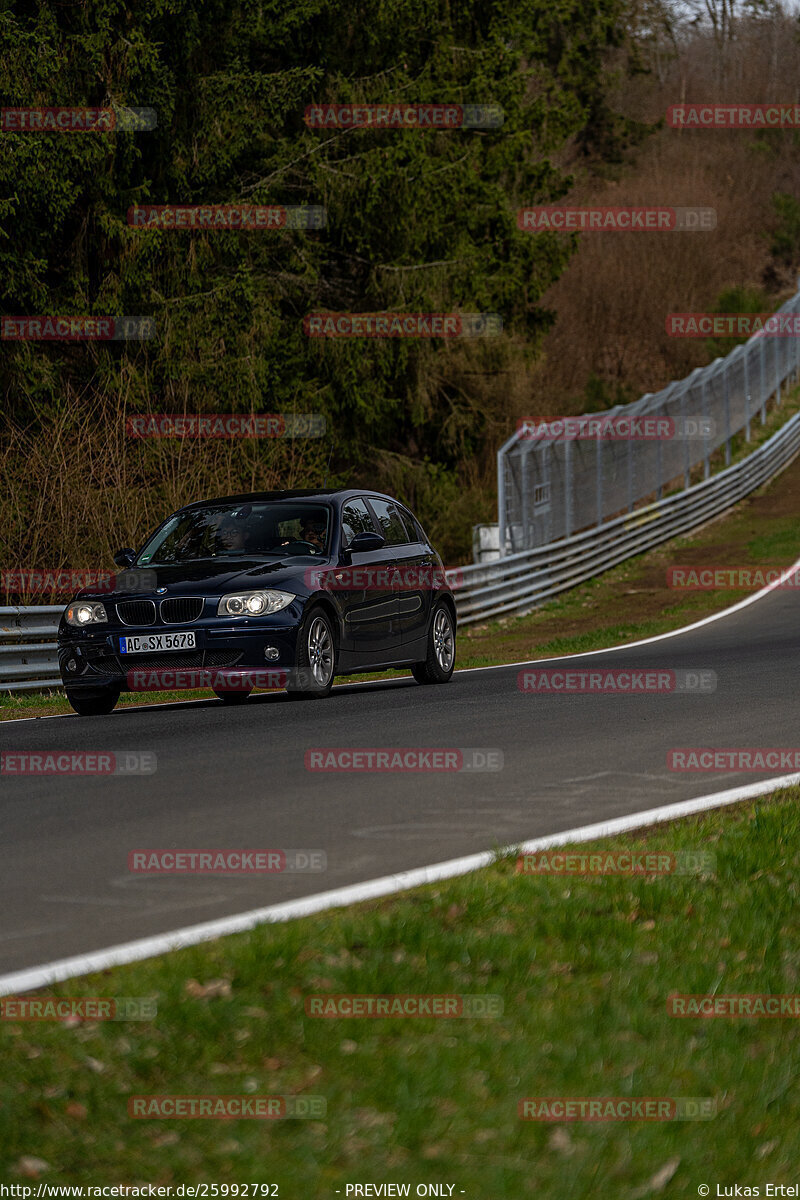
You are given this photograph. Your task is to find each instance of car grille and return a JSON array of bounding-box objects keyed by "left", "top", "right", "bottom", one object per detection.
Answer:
[
  {"left": 117, "top": 600, "right": 157, "bottom": 626},
  {"left": 90, "top": 650, "right": 242, "bottom": 674},
  {"left": 160, "top": 597, "right": 204, "bottom": 623}
]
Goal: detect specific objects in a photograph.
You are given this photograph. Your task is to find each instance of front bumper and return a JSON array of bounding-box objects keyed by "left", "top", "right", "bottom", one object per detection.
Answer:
[{"left": 58, "top": 616, "right": 302, "bottom": 692}]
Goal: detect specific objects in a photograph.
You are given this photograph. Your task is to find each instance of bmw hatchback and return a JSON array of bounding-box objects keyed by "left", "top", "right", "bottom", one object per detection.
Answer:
[{"left": 58, "top": 489, "right": 457, "bottom": 714}]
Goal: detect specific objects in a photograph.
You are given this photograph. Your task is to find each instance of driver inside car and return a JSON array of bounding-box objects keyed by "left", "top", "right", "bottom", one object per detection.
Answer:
[{"left": 299, "top": 518, "right": 326, "bottom": 553}]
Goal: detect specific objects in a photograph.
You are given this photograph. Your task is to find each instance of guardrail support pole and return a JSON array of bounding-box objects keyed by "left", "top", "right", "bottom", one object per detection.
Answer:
[
  {"left": 724, "top": 368, "right": 731, "bottom": 466},
  {"left": 744, "top": 352, "right": 751, "bottom": 443},
  {"left": 681, "top": 389, "right": 690, "bottom": 488},
  {"left": 760, "top": 336, "right": 767, "bottom": 424},
  {"left": 596, "top": 433, "right": 603, "bottom": 527},
  {"left": 702, "top": 379, "right": 710, "bottom": 479},
  {"left": 564, "top": 437, "right": 573, "bottom": 539},
  {"left": 775, "top": 334, "right": 781, "bottom": 407}
]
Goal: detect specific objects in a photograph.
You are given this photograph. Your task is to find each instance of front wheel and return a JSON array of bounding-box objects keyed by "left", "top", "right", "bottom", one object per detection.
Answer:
[
  {"left": 412, "top": 602, "right": 455, "bottom": 685},
  {"left": 287, "top": 607, "right": 336, "bottom": 700},
  {"left": 65, "top": 687, "right": 120, "bottom": 716}
]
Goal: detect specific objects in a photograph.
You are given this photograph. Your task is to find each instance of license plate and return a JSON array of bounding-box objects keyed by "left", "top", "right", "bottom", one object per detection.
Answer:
[{"left": 119, "top": 631, "right": 197, "bottom": 654}]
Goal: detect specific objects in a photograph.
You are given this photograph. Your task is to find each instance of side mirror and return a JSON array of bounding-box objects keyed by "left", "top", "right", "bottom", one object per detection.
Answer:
[
  {"left": 348, "top": 531, "right": 386, "bottom": 553},
  {"left": 113, "top": 548, "right": 137, "bottom": 568}
]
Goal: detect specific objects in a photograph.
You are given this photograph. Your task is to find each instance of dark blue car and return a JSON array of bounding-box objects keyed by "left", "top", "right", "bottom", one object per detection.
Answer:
[{"left": 58, "top": 489, "right": 457, "bottom": 715}]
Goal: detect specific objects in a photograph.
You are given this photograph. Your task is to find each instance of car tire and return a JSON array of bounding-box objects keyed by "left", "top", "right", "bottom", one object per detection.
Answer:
[
  {"left": 212, "top": 687, "right": 252, "bottom": 705},
  {"left": 412, "top": 601, "right": 455, "bottom": 685},
  {"left": 287, "top": 606, "right": 336, "bottom": 700},
  {"left": 65, "top": 687, "right": 121, "bottom": 716}
]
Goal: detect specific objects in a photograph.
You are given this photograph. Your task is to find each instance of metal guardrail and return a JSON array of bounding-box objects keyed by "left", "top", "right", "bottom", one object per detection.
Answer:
[
  {"left": 3, "top": 408, "right": 800, "bottom": 691},
  {"left": 449, "top": 408, "right": 800, "bottom": 623},
  {"left": 0, "top": 606, "right": 64, "bottom": 692}
]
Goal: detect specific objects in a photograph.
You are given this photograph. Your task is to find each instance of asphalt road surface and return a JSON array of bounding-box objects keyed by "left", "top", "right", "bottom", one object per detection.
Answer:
[{"left": 2, "top": 582, "right": 797, "bottom": 975}]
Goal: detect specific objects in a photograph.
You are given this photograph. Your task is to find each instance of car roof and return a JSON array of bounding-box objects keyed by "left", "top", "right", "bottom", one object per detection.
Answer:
[{"left": 177, "top": 488, "right": 400, "bottom": 512}]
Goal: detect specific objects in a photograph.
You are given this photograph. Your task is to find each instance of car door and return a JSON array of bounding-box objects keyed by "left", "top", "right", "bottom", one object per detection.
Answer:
[
  {"left": 365, "top": 497, "right": 433, "bottom": 652},
  {"left": 336, "top": 497, "right": 399, "bottom": 661}
]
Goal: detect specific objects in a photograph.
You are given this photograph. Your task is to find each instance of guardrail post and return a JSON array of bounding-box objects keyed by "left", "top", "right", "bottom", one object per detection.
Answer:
[
  {"left": 564, "top": 437, "right": 573, "bottom": 539},
  {"left": 521, "top": 443, "right": 531, "bottom": 550},
  {"left": 744, "top": 351, "right": 751, "bottom": 443},
  {"left": 496, "top": 444, "right": 506, "bottom": 556},
  {"left": 702, "top": 378, "right": 710, "bottom": 479},
  {"left": 627, "top": 436, "right": 634, "bottom": 510},
  {"left": 596, "top": 432, "right": 603, "bottom": 527},
  {"left": 759, "top": 336, "right": 766, "bottom": 423},
  {"left": 681, "top": 389, "right": 690, "bottom": 488},
  {"left": 656, "top": 435, "right": 663, "bottom": 500},
  {"left": 775, "top": 334, "right": 781, "bottom": 407},
  {"left": 723, "top": 366, "right": 731, "bottom": 465}
]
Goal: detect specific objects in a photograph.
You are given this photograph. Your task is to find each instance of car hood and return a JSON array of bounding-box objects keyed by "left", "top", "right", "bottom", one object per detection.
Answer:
[{"left": 74, "top": 557, "right": 331, "bottom": 601}]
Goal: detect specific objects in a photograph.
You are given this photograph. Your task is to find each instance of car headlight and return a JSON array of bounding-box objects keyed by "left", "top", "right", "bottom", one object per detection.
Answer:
[
  {"left": 65, "top": 601, "right": 108, "bottom": 627},
  {"left": 217, "top": 589, "right": 295, "bottom": 617}
]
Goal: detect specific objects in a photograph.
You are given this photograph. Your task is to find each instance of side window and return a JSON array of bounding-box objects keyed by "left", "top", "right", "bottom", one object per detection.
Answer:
[
  {"left": 368, "top": 498, "right": 410, "bottom": 547},
  {"left": 341, "top": 498, "right": 376, "bottom": 549},
  {"left": 396, "top": 506, "right": 422, "bottom": 544}
]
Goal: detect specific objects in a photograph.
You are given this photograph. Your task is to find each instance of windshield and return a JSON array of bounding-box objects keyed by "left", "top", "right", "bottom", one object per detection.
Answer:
[{"left": 136, "top": 502, "right": 332, "bottom": 565}]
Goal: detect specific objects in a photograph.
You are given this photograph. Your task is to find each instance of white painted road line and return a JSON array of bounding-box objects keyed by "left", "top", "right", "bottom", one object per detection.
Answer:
[{"left": 0, "top": 771, "right": 796, "bottom": 996}]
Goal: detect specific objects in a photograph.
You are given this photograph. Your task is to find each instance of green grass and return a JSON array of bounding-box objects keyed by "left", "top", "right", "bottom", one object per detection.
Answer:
[{"left": 2, "top": 791, "right": 800, "bottom": 1190}]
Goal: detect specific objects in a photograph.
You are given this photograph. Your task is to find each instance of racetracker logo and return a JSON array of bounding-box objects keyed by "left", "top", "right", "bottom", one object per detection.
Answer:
[
  {"left": 305, "top": 994, "right": 503, "bottom": 1017},
  {"left": 517, "top": 669, "right": 716, "bottom": 693},
  {"left": 516, "top": 849, "right": 715, "bottom": 875},
  {"left": 304, "top": 103, "right": 503, "bottom": 129},
  {"left": 517, "top": 207, "right": 716, "bottom": 232},
  {"left": 127, "top": 849, "right": 326, "bottom": 873},
  {"left": 304, "top": 313, "right": 501, "bottom": 337},
  {"left": 128, "top": 1095, "right": 326, "bottom": 1119},
  {"left": 304, "top": 748, "right": 503, "bottom": 771},
  {"left": 668, "top": 994, "right": 800, "bottom": 1017},
  {"left": 0, "top": 106, "right": 156, "bottom": 132},
  {"left": 304, "top": 564, "right": 454, "bottom": 590},
  {"left": 519, "top": 1097, "right": 715, "bottom": 1121},
  {"left": 127, "top": 205, "right": 325, "bottom": 230},
  {"left": 517, "top": 416, "right": 714, "bottom": 441},
  {"left": 1, "top": 316, "right": 154, "bottom": 341},
  {"left": 1, "top": 568, "right": 156, "bottom": 595},
  {"left": 667, "top": 104, "right": 800, "bottom": 128},
  {"left": 0, "top": 996, "right": 157, "bottom": 1021},
  {"left": 667, "top": 566, "right": 800, "bottom": 590},
  {"left": 1, "top": 752, "right": 156, "bottom": 776},
  {"left": 126, "top": 669, "right": 289, "bottom": 691},
  {"left": 667, "top": 748, "right": 800, "bottom": 771},
  {"left": 666, "top": 313, "right": 800, "bottom": 337},
  {"left": 125, "top": 414, "right": 326, "bottom": 438}
]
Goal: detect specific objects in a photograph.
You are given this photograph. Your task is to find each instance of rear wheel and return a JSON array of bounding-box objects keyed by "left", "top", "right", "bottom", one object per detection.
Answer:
[
  {"left": 412, "top": 602, "right": 455, "bottom": 685},
  {"left": 212, "top": 687, "right": 252, "bottom": 705},
  {"left": 287, "top": 607, "right": 336, "bottom": 700},
  {"left": 65, "top": 687, "right": 120, "bottom": 716}
]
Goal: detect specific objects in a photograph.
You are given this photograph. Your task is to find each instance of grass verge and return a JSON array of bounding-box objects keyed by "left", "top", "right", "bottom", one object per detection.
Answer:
[{"left": 2, "top": 789, "right": 799, "bottom": 1189}]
